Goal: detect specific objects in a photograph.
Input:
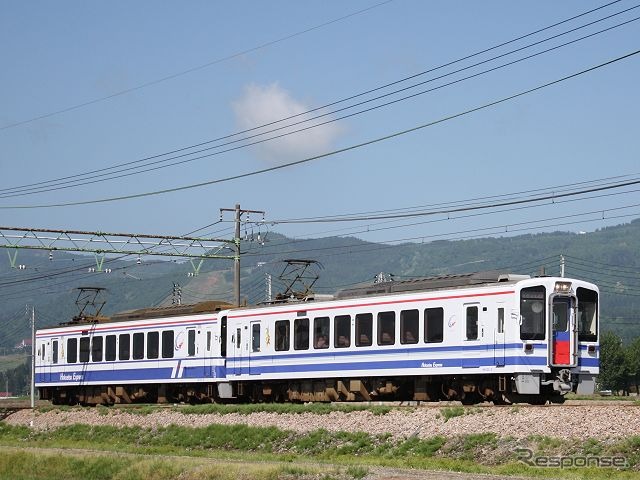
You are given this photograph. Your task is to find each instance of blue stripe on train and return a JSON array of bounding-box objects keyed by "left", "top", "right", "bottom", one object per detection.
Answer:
[
  {"left": 37, "top": 356, "right": 598, "bottom": 385},
  {"left": 578, "top": 357, "right": 598, "bottom": 367},
  {"left": 37, "top": 356, "right": 548, "bottom": 384},
  {"left": 36, "top": 366, "right": 226, "bottom": 384},
  {"left": 234, "top": 342, "right": 547, "bottom": 362},
  {"left": 227, "top": 355, "right": 548, "bottom": 376}
]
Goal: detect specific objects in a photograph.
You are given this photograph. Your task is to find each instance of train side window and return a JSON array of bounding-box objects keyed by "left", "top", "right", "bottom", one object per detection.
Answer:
[
  {"left": 133, "top": 332, "right": 145, "bottom": 360},
  {"left": 294, "top": 318, "right": 309, "bottom": 350},
  {"left": 52, "top": 340, "right": 59, "bottom": 364},
  {"left": 355, "top": 313, "right": 373, "bottom": 347},
  {"left": 147, "top": 331, "right": 159, "bottom": 359},
  {"left": 162, "top": 331, "right": 174, "bottom": 358},
  {"left": 67, "top": 338, "right": 77, "bottom": 363},
  {"left": 400, "top": 309, "right": 419, "bottom": 344},
  {"left": 577, "top": 287, "right": 598, "bottom": 342},
  {"left": 275, "top": 320, "right": 290, "bottom": 351},
  {"left": 497, "top": 308, "right": 504, "bottom": 334},
  {"left": 105, "top": 335, "right": 116, "bottom": 361},
  {"left": 188, "top": 330, "right": 196, "bottom": 357},
  {"left": 79, "top": 337, "right": 90, "bottom": 363},
  {"left": 425, "top": 307, "right": 444, "bottom": 343},
  {"left": 91, "top": 336, "right": 103, "bottom": 362},
  {"left": 466, "top": 306, "right": 478, "bottom": 340},
  {"left": 119, "top": 334, "right": 130, "bottom": 361},
  {"left": 520, "top": 286, "right": 546, "bottom": 340},
  {"left": 206, "top": 331, "right": 212, "bottom": 352},
  {"left": 334, "top": 315, "right": 351, "bottom": 348},
  {"left": 252, "top": 323, "right": 261, "bottom": 352},
  {"left": 377, "top": 311, "right": 395, "bottom": 345},
  {"left": 314, "top": 317, "right": 330, "bottom": 349},
  {"left": 221, "top": 317, "right": 227, "bottom": 357}
]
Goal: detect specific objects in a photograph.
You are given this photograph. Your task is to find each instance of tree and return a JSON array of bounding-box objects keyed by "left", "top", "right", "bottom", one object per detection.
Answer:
[
  {"left": 0, "top": 359, "right": 30, "bottom": 397},
  {"left": 625, "top": 336, "right": 640, "bottom": 394},
  {"left": 598, "top": 331, "right": 628, "bottom": 393}
]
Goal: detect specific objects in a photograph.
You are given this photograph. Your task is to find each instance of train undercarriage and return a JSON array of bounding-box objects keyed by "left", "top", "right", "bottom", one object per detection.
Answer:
[{"left": 40, "top": 373, "right": 568, "bottom": 406}]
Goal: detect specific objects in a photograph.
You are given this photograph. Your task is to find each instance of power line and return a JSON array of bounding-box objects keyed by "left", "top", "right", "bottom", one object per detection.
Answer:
[
  {"left": 0, "top": 2, "right": 633, "bottom": 197},
  {"left": 268, "top": 180, "right": 640, "bottom": 224},
  {"left": 266, "top": 174, "right": 640, "bottom": 224},
  {"left": 280, "top": 190, "right": 640, "bottom": 241},
  {"left": 242, "top": 211, "right": 640, "bottom": 262},
  {"left": 564, "top": 254, "right": 640, "bottom": 274},
  {"left": 252, "top": 195, "right": 640, "bottom": 255},
  {"left": 0, "top": 0, "right": 394, "bottom": 132},
  {"left": 3, "top": 48, "right": 639, "bottom": 210},
  {"left": 264, "top": 174, "right": 640, "bottom": 239}
]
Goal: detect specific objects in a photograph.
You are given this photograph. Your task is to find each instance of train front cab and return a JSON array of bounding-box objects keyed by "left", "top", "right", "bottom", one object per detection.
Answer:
[{"left": 515, "top": 279, "right": 598, "bottom": 401}]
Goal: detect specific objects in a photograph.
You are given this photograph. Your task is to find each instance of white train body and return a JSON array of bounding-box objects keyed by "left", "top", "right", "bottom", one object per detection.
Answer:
[{"left": 35, "top": 273, "right": 599, "bottom": 405}]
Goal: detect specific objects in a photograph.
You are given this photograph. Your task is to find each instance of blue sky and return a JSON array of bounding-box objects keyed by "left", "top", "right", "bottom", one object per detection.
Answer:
[{"left": 1, "top": 0, "right": 638, "bottom": 247}]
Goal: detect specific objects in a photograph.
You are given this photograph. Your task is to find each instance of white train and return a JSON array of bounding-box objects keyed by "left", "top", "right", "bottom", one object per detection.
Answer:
[{"left": 35, "top": 271, "right": 599, "bottom": 405}]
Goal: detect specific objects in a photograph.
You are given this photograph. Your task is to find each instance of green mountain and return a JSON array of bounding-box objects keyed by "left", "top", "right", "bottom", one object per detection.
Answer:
[{"left": 1, "top": 219, "right": 639, "bottom": 348}]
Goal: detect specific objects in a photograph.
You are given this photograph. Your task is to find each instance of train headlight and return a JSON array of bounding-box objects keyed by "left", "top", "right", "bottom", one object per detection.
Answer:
[{"left": 554, "top": 281, "right": 572, "bottom": 293}]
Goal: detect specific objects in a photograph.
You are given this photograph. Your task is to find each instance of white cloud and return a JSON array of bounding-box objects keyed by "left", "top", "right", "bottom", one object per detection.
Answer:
[{"left": 232, "top": 83, "right": 343, "bottom": 164}]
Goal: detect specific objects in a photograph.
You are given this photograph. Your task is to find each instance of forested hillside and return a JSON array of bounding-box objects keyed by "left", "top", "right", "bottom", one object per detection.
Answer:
[{"left": 1, "top": 218, "right": 639, "bottom": 348}]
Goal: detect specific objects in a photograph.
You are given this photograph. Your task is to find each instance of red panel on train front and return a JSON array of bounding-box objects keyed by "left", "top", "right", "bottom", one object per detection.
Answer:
[{"left": 553, "top": 331, "right": 571, "bottom": 365}]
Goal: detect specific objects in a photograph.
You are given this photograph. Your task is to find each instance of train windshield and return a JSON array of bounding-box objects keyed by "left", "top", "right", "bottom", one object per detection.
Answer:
[
  {"left": 520, "top": 286, "right": 546, "bottom": 340},
  {"left": 577, "top": 287, "right": 598, "bottom": 342}
]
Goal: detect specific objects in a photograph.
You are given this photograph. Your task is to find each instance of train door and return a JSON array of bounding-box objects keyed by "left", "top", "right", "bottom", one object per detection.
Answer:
[
  {"left": 232, "top": 323, "right": 242, "bottom": 376},
  {"left": 462, "top": 303, "right": 483, "bottom": 368},
  {"left": 551, "top": 296, "right": 577, "bottom": 366},
  {"left": 41, "top": 339, "right": 51, "bottom": 383},
  {"left": 51, "top": 338, "right": 61, "bottom": 382},
  {"left": 249, "top": 321, "right": 261, "bottom": 375},
  {"left": 232, "top": 322, "right": 252, "bottom": 376},
  {"left": 494, "top": 306, "right": 505, "bottom": 367},
  {"left": 203, "top": 326, "right": 215, "bottom": 377}
]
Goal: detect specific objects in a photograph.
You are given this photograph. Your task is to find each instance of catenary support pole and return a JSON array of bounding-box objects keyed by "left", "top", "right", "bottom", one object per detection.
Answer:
[
  {"left": 30, "top": 306, "right": 35, "bottom": 408},
  {"left": 234, "top": 204, "right": 241, "bottom": 306}
]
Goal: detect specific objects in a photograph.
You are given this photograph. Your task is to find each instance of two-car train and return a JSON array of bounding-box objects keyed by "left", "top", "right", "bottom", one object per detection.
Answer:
[{"left": 35, "top": 271, "right": 599, "bottom": 405}]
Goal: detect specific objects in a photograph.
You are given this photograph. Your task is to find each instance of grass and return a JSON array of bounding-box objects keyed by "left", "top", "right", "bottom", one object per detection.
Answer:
[
  {"left": 173, "top": 403, "right": 391, "bottom": 416},
  {"left": 36, "top": 403, "right": 393, "bottom": 416},
  {"left": 1, "top": 422, "right": 640, "bottom": 479},
  {"left": 0, "top": 449, "right": 354, "bottom": 480},
  {"left": 565, "top": 393, "right": 637, "bottom": 401},
  {"left": 438, "top": 405, "right": 481, "bottom": 422}
]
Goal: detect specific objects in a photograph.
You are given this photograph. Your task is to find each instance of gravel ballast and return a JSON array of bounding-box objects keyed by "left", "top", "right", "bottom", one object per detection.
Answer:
[{"left": 5, "top": 405, "right": 640, "bottom": 440}]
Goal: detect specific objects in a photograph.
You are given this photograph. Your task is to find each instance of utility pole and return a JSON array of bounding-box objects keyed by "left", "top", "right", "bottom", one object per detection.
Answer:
[
  {"left": 266, "top": 273, "right": 272, "bottom": 303},
  {"left": 30, "top": 305, "right": 35, "bottom": 408},
  {"left": 220, "top": 204, "right": 265, "bottom": 306},
  {"left": 560, "top": 255, "right": 565, "bottom": 278}
]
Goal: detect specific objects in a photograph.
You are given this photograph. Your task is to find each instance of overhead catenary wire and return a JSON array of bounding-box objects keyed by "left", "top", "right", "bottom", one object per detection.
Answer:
[
  {"left": 0, "top": 2, "right": 634, "bottom": 197},
  {"left": 240, "top": 211, "right": 640, "bottom": 263},
  {"left": 251, "top": 190, "right": 640, "bottom": 253},
  {"left": 242, "top": 173, "right": 640, "bottom": 241},
  {"left": 563, "top": 254, "right": 640, "bottom": 274},
  {"left": 265, "top": 173, "right": 640, "bottom": 225},
  {"left": 247, "top": 193, "right": 640, "bottom": 256},
  {"left": 2, "top": 48, "right": 639, "bottom": 210}
]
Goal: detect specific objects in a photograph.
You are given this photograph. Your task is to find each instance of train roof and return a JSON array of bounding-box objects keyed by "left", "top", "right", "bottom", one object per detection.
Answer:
[
  {"left": 57, "top": 300, "right": 234, "bottom": 326},
  {"left": 334, "top": 271, "right": 530, "bottom": 299},
  {"left": 48, "top": 271, "right": 539, "bottom": 328}
]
